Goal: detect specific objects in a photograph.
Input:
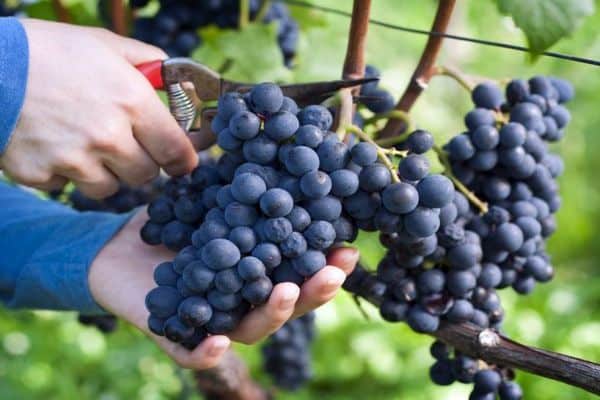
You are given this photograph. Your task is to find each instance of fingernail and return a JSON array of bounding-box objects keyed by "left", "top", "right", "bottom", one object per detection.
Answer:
[
  {"left": 279, "top": 289, "right": 298, "bottom": 309},
  {"left": 208, "top": 337, "right": 229, "bottom": 357},
  {"left": 325, "top": 270, "right": 346, "bottom": 291}
]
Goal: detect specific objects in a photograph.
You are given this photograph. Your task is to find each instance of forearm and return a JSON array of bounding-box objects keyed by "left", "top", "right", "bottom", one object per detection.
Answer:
[
  {"left": 0, "top": 181, "right": 133, "bottom": 313},
  {"left": 0, "top": 17, "right": 28, "bottom": 156}
]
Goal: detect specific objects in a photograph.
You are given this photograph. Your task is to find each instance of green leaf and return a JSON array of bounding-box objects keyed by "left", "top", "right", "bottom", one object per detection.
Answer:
[
  {"left": 192, "top": 23, "right": 291, "bottom": 83},
  {"left": 24, "top": 0, "right": 101, "bottom": 26},
  {"left": 288, "top": 2, "right": 329, "bottom": 29},
  {"left": 496, "top": 0, "right": 594, "bottom": 54}
]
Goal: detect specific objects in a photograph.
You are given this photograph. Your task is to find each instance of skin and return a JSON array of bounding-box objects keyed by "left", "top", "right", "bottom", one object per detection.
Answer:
[
  {"left": 89, "top": 210, "right": 359, "bottom": 369},
  {"left": 0, "top": 20, "right": 198, "bottom": 198}
]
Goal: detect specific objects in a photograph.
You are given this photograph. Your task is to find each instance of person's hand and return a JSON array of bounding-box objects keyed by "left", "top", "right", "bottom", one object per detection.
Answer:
[
  {"left": 0, "top": 19, "right": 197, "bottom": 198},
  {"left": 88, "top": 210, "right": 359, "bottom": 369}
]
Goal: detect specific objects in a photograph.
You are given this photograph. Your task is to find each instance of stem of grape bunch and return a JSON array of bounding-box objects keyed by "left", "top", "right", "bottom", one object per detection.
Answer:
[
  {"left": 433, "top": 145, "right": 488, "bottom": 214},
  {"left": 434, "top": 65, "right": 475, "bottom": 92},
  {"left": 239, "top": 0, "right": 250, "bottom": 29},
  {"left": 379, "top": 0, "right": 457, "bottom": 139},
  {"left": 346, "top": 125, "right": 403, "bottom": 183}
]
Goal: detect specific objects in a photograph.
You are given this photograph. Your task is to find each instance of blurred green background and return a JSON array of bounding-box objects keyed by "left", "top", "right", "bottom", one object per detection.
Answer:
[{"left": 1, "top": 1, "right": 599, "bottom": 399}]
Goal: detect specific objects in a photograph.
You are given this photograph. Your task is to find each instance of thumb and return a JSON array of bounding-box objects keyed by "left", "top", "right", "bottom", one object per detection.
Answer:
[{"left": 89, "top": 28, "right": 167, "bottom": 65}]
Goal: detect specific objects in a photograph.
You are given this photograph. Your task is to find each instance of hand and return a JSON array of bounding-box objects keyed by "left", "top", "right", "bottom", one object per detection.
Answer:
[
  {"left": 88, "top": 210, "right": 359, "bottom": 369},
  {"left": 0, "top": 19, "right": 197, "bottom": 198}
]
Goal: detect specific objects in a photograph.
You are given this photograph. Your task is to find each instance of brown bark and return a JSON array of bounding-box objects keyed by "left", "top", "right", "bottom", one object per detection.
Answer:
[
  {"left": 195, "top": 351, "right": 270, "bottom": 400},
  {"left": 379, "top": 0, "right": 457, "bottom": 138}
]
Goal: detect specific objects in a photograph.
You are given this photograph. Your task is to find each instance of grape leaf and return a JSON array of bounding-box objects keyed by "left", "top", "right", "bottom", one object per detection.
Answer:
[
  {"left": 25, "top": 0, "right": 101, "bottom": 26},
  {"left": 496, "top": 0, "right": 594, "bottom": 54},
  {"left": 192, "top": 24, "right": 291, "bottom": 83}
]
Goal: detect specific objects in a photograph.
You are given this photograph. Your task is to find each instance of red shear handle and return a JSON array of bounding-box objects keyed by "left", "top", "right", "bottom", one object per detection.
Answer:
[{"left": 136, "top": 60, "right": 164, "bottom": 90}]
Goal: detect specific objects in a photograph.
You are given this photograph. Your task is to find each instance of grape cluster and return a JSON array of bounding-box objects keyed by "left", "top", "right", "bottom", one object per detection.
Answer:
[
  {"left": 447, "top": 76, "right": 570, "bottom": 294},
  {"left": 140, "top": 160, "right": 222, "bottom": 251},
  {"left": 142, "top": 81, "right": 453, "bottom": 348},
  {"left": 69, "top": 179, "right": 165, "bottom": 213},
  {"left": 0, "top": 1, "right": 20, "bottom": 16},
  {"left": 345, "top": 75, "right": 572, "bottom": 400},
  {"left": 359, "top": 64, "right": 396, "bottom": 114},
  {"left": 261, "top": 311, "right": 315, "bottom": 391},
  {"left": 429, "top": 341, "right": 522, "bottom": 400},
  {"left": 77, "top": 314, "right": 118, "bottom": 333},
  {"left": 132, "top": 0, "right": 298, "bottom": 66}
]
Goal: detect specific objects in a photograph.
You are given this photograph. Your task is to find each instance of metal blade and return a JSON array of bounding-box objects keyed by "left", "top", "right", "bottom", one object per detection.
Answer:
[{"left": 222, "top": 77, "right": 379, "bottom": 106}]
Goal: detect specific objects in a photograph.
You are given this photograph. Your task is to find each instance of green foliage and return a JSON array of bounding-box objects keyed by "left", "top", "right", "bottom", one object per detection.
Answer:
[
  {"left": 192, "top": 24, "right": 292, "bottom": 83},
  {"left": 25, "top": 0, "right": 102, "bottom": 26},
  {"left": 495, "top": 0, "right": 595, "bottom": 55}
]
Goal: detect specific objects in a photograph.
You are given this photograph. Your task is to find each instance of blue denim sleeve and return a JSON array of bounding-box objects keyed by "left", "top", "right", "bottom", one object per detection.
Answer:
[
  {"left": 0, "top": 181, "right": 135, "bottom": 314},
  {"left": 0, "top": 17, "right": 29, "bottom": 155}
]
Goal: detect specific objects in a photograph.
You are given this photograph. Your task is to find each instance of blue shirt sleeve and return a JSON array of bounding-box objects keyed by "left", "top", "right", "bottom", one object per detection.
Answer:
[
  {"left": 0, "top": 17, "right": 29, "bottom": 155},
  {"left": 0, "top": 181, "right": 134, "bottom": 314}
]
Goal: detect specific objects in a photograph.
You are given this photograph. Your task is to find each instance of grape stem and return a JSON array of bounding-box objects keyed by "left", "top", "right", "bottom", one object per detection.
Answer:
[
  {"left": 254, "top": 0, "right": 271, "bottom": 22},
  {"left": 433, "top": 145, "right": 489, "bottom": 214},
  {"left": 239, "top": 0, "right": 250, "bottom": 29},
  {"left": 365, "top": 110, "right": 415, "bottom": 133},
  {"left": 344, "top": 264, "right": 600, "bottom": 396},
  {"left": 433, "top": 65, "right": 475, "bottom": 91},
  {"left": 346, "top": 125, "right": 403, "bottom": 183},
  {"left": 378, "top": 0, "right": 457, "bottom": 139}
]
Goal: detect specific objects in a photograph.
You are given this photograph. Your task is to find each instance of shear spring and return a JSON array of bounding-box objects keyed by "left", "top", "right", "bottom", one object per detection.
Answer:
[{"left": 166, "top": 83, "right": 196, "bottom": 132}]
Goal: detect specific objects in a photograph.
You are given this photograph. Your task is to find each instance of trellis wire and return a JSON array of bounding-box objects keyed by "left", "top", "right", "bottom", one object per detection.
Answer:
[{"left": 283, "top": 0, "right": 600, "bottom": 67}]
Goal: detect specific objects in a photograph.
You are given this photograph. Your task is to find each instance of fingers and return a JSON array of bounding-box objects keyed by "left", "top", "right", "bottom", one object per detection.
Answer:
[
  {"left": 87, "top": 27, "right": 167, "bottom": 65},
  {"left": 229, "top": 283, "right": 300, "bottom": 344},
  {"left": 101, "top": 134, "right": 160, "bottom": 186},
  {"left": 34, "top": 175, "right": 69, "bottom": 192},
  {"left": 156, "top": 335, "right": 230, "bottom": 370},
  {"left": 291, "top": 248, "right": 359, "bottom": 318},
  {"left": 291, "top": 266, "right": 346, "bottom": 318},
  {"left": 72, "top": 164, "right": 120, "bottom": 199},
  {"left": 130, "top": 78, "right": 198, "bottom": 177},
  {"left": 326, "top": 247, "right": 360, "bottom": 275}
]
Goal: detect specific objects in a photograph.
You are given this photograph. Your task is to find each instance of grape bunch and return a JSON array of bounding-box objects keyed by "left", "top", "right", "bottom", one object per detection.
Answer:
[
  {"left": 345, "top": 75, "right": 572, "bottom": 399},
  {"left": 132, "top": 0, "right": 298, "bottom": 66},
  {"left": 142, "top": 81, "right": 454, "bottom": 349},
  {"left": 447, "top": 75, "right": 571, "bottom": 294},
  {"left": 359, "top": 64, "right": 396, "bottom": 114},
  {"left": 0, "top": 0, "right": 20, "bottom": 16},
  {"left": 261, "top": 311, "right": 315, "bottom": 391},
  {"left": 68, "top": 179, "right": 166, "bottom": 214}
]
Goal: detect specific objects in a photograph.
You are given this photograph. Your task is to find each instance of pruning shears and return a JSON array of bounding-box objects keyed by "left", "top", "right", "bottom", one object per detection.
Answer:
[{"left": 136, "top": 58, "right": 377, "bottom": 132}]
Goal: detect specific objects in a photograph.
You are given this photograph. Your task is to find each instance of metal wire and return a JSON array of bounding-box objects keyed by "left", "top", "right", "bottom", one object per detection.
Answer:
[{"left": 284, "top": 0, "right": 600, "bottom": 67}]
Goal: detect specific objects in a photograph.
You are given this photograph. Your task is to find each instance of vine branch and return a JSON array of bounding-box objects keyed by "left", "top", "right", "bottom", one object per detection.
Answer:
[
  {"left": 333, "top": 0, "right": 371, "bottom": 132},
  {"left": 110, "top": 0, "right": 128, "bottom": 36},
  {"left": 343, "top": 264, "right": 600, "bottom": 395},
  {"left": 195, "top": 351, "right": 270, "bottom": 400},
  {"left": 51, "top": 0, "right": 71, "bottom": 23},
  {"left": 379, "top": 0, "right": 457, "bottom": 139}
]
